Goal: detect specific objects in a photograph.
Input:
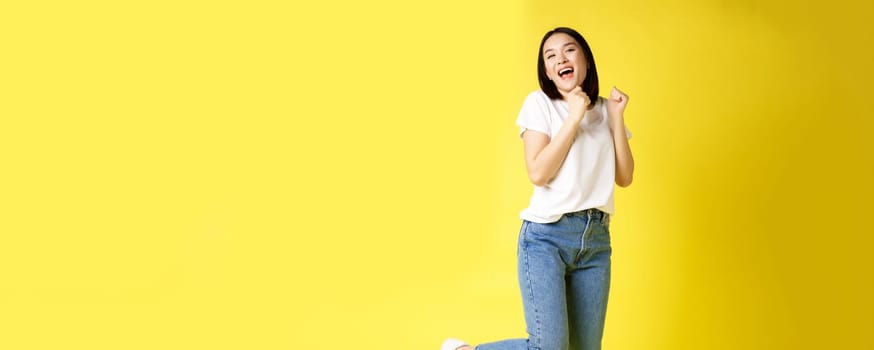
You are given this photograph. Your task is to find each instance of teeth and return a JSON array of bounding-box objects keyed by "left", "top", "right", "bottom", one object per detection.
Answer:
[{"left": 559, "top": 68, "right": 573, "bottom": 76}]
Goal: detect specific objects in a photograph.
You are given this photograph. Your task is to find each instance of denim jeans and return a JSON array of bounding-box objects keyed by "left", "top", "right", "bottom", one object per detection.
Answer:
[{"left": 477, "top": 208, "right": 612, "bottom": 350}]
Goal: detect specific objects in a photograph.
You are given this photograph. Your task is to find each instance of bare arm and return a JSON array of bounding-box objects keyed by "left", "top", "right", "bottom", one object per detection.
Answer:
[
  {"left": 523, "top": 87, "right": 590, "bottom": 187},
  {"left": 607, "top": 87, "right": 635, "bottom": 187}
]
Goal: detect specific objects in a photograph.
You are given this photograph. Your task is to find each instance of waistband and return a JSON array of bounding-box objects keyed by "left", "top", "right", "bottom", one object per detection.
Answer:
[{"left": 565, "top": 208, "right": 608, "bottom": 221}]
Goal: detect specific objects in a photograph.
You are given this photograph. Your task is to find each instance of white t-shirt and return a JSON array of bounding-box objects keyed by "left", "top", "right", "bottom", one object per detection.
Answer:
[{"left": 516, "top": 90, "right": 631, "bottom": 223}]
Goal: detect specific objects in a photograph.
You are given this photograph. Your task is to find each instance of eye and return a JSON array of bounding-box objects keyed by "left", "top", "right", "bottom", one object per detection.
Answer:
[
  {"left": 546, "top": 54, "right": 555, "bottom": 59},
  {"left": 566, "top": 48, "right": 576, "bottom": 53}
]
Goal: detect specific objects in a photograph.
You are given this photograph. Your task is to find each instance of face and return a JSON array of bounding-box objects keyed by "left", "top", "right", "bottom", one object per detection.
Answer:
[{"left": 542, "top": 32, "right": 587, "bottom": 97}]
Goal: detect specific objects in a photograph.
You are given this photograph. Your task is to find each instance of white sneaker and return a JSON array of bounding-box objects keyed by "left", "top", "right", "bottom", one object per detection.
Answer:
[{"left": 440, "top": 338, "right": 470, "bottom": 350}]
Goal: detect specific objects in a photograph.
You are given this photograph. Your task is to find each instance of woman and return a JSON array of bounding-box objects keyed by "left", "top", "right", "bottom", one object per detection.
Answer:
[{"left": 442, "top": 27, "right": 635, "bottom": 350}]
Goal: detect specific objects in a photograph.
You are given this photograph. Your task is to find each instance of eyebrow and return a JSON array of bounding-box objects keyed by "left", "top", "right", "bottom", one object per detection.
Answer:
[{"left": 544, "top": 42, "right": 578, "bottom": 54}]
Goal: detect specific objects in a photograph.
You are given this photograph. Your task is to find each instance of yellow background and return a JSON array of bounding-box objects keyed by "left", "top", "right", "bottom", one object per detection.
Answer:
[{"left": 1, "top": 0, "right": 872, "bottom": 349}]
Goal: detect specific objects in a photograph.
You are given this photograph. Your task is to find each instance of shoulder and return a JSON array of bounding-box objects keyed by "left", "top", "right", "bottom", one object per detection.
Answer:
[
  {"left": 520, "top": 90, "right": 554, "bottom": 114},
  {"left": 596, "top": 96, "right": 606, "bottom": 106},
  {"left": 523, "top": 90, "right": 551, "bottom": 104},
  {"left": 595, "top": 96, "right": 608, "bottom": 112},
  {"left": 517, "top": 90, "right": 555, "bottom": 132}
]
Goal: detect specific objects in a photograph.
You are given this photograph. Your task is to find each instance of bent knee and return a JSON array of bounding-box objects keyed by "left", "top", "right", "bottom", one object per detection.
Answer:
[{"left": 528, "top": 336, "right": 569, "bottom": 350}]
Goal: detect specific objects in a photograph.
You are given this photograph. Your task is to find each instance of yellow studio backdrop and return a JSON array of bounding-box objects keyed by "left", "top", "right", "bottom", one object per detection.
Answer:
[{"left": 0, "top": 0, "right": 871, "bottom": 349}]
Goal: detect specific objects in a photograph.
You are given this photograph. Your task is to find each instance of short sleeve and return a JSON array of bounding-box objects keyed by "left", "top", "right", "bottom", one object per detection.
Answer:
[{"left": 516, "top": 91, "right": 551, "bottom": 137}]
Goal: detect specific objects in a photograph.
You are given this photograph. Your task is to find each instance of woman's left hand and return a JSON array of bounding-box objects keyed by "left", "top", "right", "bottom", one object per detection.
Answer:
[
  {"left": 606, "top": 86, "right": 629, "bottom": 130},
  {"left": 607, "top": 86, "right": 629, "bottom": 114}
]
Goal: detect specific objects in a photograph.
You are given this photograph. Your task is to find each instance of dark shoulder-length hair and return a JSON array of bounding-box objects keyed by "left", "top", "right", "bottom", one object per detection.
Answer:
[{"left": 537, "top": 27, "right": 599, "bottom": 103}]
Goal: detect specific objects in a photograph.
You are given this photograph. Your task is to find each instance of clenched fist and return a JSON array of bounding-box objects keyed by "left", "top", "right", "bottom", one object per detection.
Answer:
[
  {"left": 567, "top": 86, "right": 591, "bottom": 122},
  {"left": 607, "top": 86, "right": 629, "bottom": 115},
  {"left": 607, "top": 86, "right": 629, "bottom": 131}
]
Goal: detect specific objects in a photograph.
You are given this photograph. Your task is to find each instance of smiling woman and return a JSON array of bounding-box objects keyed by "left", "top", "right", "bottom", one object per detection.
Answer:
[
  {"left": 442, "top": 27, "right": 635, "bottom": 350},
  {"left": 538, "top": 29, "right": 599, "bottom": 104}
]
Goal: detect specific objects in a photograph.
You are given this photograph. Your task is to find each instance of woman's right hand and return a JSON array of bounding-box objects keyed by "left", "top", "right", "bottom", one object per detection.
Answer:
[
  {"left": 567, "top": 86, "right": 591, "bottom": 122},
  {"left": 523, "top": 86, "right": 591, "bottom": 187}
]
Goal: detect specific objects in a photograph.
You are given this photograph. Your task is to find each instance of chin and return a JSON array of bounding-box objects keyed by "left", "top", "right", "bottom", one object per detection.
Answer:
[{"left": 559, "top": 83, "right": 581, "bottom": 93}]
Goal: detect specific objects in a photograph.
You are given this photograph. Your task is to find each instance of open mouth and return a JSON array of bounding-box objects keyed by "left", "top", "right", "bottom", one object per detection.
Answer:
[{"left": 558, "top": 67, "right": 574, "bottom": 79}]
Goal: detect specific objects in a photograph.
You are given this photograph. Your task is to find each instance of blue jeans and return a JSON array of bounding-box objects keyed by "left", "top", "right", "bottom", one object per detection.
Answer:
[{"left": 477, "top": 209, "right": 612, "bottom": 350}]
